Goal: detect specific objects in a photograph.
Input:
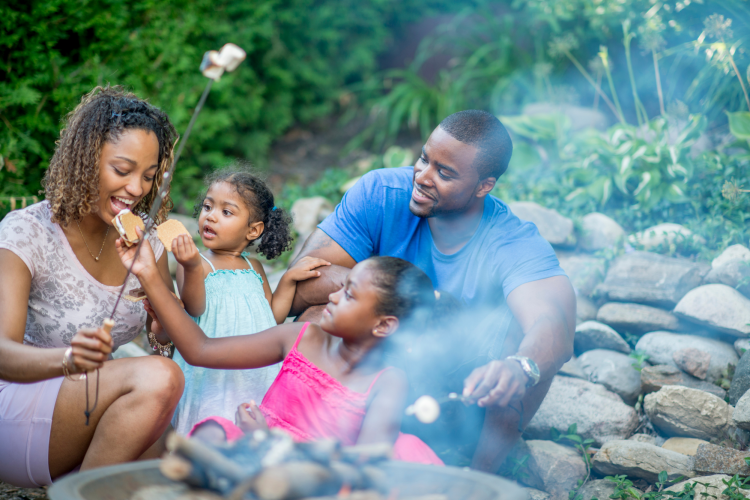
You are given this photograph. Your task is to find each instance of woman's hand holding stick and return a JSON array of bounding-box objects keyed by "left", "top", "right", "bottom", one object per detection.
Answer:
[{"left": 65, "top": 325, "right": 114, "bottom": 375}]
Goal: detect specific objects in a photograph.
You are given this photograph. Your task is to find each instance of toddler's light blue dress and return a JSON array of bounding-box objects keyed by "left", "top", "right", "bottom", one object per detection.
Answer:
[{"left": 171, "top": 253, "right": 280, "bottom": 435}]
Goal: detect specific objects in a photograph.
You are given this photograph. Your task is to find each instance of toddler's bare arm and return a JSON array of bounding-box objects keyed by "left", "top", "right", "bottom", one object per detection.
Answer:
[{"left": 172, "top": 234, "right": 207, "bottom": 316}]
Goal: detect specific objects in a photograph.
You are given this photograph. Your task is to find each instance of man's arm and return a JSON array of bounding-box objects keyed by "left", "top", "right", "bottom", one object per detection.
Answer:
[
  {"left": 289, "top": 229, "right": 357, "bottom": 316},
  {"left": 463, "top": 275, "right": 576, "bottom": 407}
]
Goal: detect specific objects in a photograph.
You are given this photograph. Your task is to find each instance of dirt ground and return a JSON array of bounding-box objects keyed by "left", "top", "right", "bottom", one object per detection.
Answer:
[{"left": 0, "top": 483, "right": 48, "bottom": 500}]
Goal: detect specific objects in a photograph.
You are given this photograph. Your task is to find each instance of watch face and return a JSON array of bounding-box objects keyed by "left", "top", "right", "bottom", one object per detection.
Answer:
[{"left": 528, "top": 359, "right": 540, "bottom": 378}]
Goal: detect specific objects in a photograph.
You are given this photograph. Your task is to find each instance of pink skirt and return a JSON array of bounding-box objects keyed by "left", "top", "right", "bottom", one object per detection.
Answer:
[
  {"left": 0, "top": 377, "right": 64, "bottom": 487},
  {"left": 189, "top": 416, "right": 444, "bottom": 466}
]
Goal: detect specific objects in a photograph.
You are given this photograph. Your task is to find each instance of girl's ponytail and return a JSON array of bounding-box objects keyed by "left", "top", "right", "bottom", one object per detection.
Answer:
[{"left": 258, "top": 206, "right": 293, "bottom": 259}]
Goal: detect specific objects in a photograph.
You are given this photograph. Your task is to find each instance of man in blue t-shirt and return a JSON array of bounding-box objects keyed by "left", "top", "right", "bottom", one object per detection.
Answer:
[{"left": 290, "top": 110, "right": 575, "bottom": 472}]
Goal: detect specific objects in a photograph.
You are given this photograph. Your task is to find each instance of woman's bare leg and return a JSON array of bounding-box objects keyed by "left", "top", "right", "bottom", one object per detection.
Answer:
[
  {"left": 48, "top": 356, "right": 184, "bottom": 478},
  {"left": 137, "top": 424, "right": 173, "bottom": 461}
]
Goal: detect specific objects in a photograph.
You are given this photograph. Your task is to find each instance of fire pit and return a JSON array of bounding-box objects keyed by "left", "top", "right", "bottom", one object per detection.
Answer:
[{"left": 48, "top": 459, "right": 528, "bottom": 500}]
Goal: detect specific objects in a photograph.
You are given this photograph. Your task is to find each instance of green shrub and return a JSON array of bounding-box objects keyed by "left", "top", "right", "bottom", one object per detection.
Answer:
[{"left": 0, "top": 0, "right": 456, "bottom": 218}]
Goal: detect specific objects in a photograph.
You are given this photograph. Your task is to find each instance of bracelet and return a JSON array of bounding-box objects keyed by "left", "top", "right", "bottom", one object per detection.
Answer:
[
  {"left": 61, "top": 347, "right": 84, "bottom": 381},
  {"left": 148, "top": 331, "right": 173, "bottom": 357}
]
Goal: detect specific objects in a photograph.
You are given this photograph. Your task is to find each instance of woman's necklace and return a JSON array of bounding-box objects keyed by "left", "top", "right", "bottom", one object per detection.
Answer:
[{"left": 76, "top": 220, "right": 110, "bottom": 262}]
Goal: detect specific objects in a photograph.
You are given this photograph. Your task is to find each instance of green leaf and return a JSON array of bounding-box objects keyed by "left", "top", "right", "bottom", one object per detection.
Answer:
[
  {"left": 567, "top": 423, "right": 578, "bottom": 435},
  {"left": 658, "top": 471, "right": 668, "bottom": 484},
  {"left": 727, "top": 111, "right": 750, "bottom": 141}
]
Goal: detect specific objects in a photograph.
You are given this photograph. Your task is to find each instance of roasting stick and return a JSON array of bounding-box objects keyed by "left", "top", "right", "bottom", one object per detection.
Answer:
[
  {"left": 79, "top": 43, "right": 246, "bottom": 425},
  {"left": 107, "top": 42, "right": 246, "bottom": 322}
]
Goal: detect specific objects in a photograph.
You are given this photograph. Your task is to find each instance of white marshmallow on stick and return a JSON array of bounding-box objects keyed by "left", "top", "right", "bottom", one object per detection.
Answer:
[
  {"left": 200, "top": 43, "right": 247, "bottom": 81},
  {"left": 405, "top": 395, "right": 441, "bottom": 424}
]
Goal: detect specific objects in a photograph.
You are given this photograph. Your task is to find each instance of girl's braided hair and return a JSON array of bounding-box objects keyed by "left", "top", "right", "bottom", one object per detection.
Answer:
[
  {"left": 196, "top": 166, "right": 294, "bottom": 259},
  {"left": 44, "top": 85, "right": 178, "bottom": 226}
]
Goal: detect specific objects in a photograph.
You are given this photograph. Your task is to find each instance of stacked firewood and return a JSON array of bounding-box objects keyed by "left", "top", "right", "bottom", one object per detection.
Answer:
[{"left": 161, "top": 430, "right": 445, "bottom": 500}]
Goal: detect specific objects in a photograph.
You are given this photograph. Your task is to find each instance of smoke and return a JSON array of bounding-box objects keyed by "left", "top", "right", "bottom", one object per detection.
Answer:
[{"left": 383, "top": 295, "right": 524, "bottom": 464}]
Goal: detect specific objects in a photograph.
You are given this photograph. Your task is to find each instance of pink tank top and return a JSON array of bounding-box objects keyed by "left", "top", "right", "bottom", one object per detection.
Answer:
[{"left": 259, "top": 323, "right": 388, "bottom": 445}]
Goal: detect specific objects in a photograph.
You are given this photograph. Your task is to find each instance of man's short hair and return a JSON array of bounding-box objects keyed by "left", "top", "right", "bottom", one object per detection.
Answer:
[{"left": 438, "top": 110, "right": 513, "bottom": 179}]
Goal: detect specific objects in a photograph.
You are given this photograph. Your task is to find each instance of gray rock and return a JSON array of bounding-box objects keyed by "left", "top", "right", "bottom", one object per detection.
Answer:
[
  {"left": 628, "top": 223, "right": 705, "bottom": 250},
  {"left": 525, "top": 376, "right": 639, "bottom": 446},
  {"left": 578, "top": 480, "right": 637, "bottom": 500},
  {"left": 672, "top": 347, "right": 710, "bottom": 380},
  {"left": 667, "top": 475, "right": 750, "bottom": 500},
  {"left": 628, "top": 433, "right": 664, "bottom": 446},
  {"left": 578, "top": 349, "right": 642, "bottom": 405},
  {"left": 596, "top": 302, "right": 683, "bottom": 335},
  {"left": 661, "top": 437, "right": 709, "bottom": 456},
  {"left": 730, "top": 350, "right": 750, "bottom": 405},
  {"left": 675, "top": 284, "right": 750, "bottom": 337},
  {"left": 592, "top": 440, "right": 695, "bottom": 482},
  {"left": 635, "top": 332, "right": 738, "bottom": 384},
  {"left": 289, "top": 196, "right": 334, "bottom": 260},
  {"left": 559, "top": 356, "right": 586, "bottom": 379},
  {"left": 644, "top": 385, "right": 733, "bottom": 440},
  {"left": 704, "top": 261, "right": 750, "bottom": 296},
  {"left": 576, "top": 296, "right": 599, "bottom": 324},
  {"left": 595, "top": 251, "right": 709, "bottom": 308},
  {"left": 524, "top": 488, "right": 550, "bottom": 500},
  {"left": 579, "top": 213, "right": 625, "bottom": 252},
  {"left": 510, "top": 202, "right": 576, "bottom": 247},
  {"left": 523, "top": 440, "right": 588, "bottom": 498},
  {"left": 290, "top": 196, "right": 334, "bottom": 236},
  {"left": 575, "top": 321, "right": 631, "bottom": 355},
  {"left": 735, "top": 338, "right": 750, "bottom": 357},
  {"left": 557, "top": 252, "right": 606, "bottom": 296},
  {"left": 712, "top": 244, "right": 750, "bottom": 269},
  {"left": 733, "top": 390, "right": 750, "bottom": 430},
  {"left": 694, "top": 442, "right": 750, "bottom": 475},
  {"left": 640, "top": 364, "right": 726, "bottom": 399}
]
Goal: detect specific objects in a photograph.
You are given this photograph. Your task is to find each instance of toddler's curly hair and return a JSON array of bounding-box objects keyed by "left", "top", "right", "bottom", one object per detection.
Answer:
[
  {"left": 196, "top": 166, "right": 294, "bottom": 259},
  {"left": 43, "top": 85, "right": 178, "bottom": 226}
]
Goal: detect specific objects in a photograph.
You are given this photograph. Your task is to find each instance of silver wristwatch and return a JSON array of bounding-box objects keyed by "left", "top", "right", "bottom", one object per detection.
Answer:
[{"left": 506, "top": 355, "right": 541, "bottom": 388}]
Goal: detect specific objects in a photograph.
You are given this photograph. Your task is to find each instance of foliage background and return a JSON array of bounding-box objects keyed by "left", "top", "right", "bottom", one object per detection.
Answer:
[
  {"left": 3, "top": 0, "right": 750, "bottom": 258},
  {"left": 0, "top": 0, "right": 455, "bottom": 213}
]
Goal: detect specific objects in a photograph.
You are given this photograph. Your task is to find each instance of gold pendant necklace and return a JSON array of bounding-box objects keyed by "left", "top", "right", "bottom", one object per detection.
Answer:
[{"left": 76, "top": 220, "right": 110, "bottom": 262}]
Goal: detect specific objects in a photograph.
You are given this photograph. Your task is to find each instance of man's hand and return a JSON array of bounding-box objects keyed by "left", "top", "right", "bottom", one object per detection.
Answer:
[
  {"left": 463, "top": 359, "right": 529, "bottom": 408},
  {"left": 171, "top": 234, "right": 202, "bottom": 270},
  {"left": 235, "top": 401, "right": 269, "bottom": 433}
]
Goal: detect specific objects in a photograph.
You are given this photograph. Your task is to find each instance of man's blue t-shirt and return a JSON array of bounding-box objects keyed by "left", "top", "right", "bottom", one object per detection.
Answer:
[{"left": 318, "top": 167, "right": 565, "bottom": 309}]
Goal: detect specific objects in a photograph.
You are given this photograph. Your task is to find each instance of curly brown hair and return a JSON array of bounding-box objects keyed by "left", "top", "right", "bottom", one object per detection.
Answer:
[{"left": 43, "top": 85, "right": 178, "bottom": 226}]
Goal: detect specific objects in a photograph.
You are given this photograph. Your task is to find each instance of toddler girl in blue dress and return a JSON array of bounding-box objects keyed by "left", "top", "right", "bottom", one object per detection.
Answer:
[{"left": 167, "top": 168, "right": 329, "bottom": 434}]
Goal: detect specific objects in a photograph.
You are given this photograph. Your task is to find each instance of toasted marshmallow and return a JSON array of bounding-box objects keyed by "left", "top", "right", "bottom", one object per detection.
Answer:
[
  {"left": 111, "top": 209, "right": 145, "bottom": 247},
  {"left": 216, "top": 43, "right": 246, "bottom": 72},
  {"left": 200, "top": 51, "right": 225, "bottom": 80},
  {"left": 200, "top": 43, "right": 246, "bottom": 81}
]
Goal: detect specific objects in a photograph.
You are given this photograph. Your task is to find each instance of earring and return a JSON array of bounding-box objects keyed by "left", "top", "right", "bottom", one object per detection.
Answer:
[{"left": 373, "top": 329, "right": 378, "bottom": 335}]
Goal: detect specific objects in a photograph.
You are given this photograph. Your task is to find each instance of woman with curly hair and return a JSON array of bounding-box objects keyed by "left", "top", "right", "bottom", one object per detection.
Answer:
[{"left": 0, "top": 86, "right": 184, "bottom": 487}]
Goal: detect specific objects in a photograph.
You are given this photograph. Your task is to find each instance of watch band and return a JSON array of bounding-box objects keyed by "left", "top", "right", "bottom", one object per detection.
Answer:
[{"left": 506, "top": 355, "right": 541, "bottom": 388}]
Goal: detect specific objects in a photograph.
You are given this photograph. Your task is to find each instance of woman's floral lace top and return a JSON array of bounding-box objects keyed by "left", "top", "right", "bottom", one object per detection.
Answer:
[{"left": 0, "top": 201, "right": 164, "bottom": 350}]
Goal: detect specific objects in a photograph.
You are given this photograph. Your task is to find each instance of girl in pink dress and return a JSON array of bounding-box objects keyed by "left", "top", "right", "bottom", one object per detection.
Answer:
[{"left": 119, "top": 235, "right": 443, "bottom": 465}]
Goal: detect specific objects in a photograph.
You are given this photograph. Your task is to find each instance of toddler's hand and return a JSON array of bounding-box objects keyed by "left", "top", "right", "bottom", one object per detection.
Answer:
[
  {"left": 115, "top": 228, "right": 157, "bottom": 279},
  {"left": 172, "top": 234, "right": 202, "bottom": 270},
  {"left": 283, "top": 256, "right": 331, "bottom": 283},
  {"left": 235, "top": 401, "right": 269, "bottom": 433}
]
